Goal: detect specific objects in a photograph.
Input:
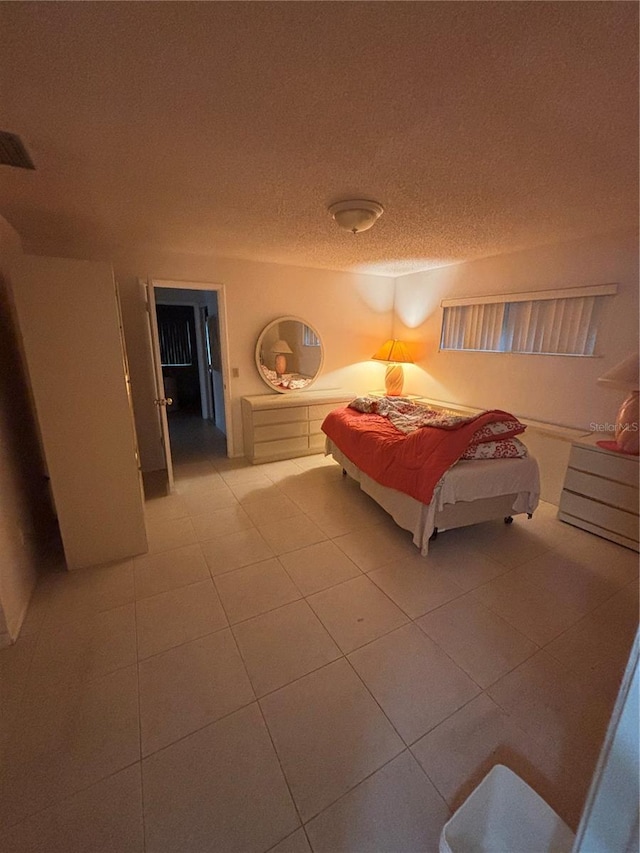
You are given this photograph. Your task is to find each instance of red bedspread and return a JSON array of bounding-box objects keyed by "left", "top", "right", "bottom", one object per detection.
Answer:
[{"left": 322, "top": 406, "right": 521, "bottom": 504}]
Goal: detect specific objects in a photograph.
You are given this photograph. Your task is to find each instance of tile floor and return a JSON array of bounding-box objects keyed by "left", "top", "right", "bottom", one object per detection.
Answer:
[{"left": 1, "top": 417, "right": 638, "bottom": 852}]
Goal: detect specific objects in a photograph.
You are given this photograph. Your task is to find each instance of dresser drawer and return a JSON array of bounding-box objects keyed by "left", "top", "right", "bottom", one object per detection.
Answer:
[
  {"left": 559, "top": 491, "right": 638, "bottom": 542},
  {"left": 309, "top": 432, "right": 327, "bottom": 451},
  {"left": 253, "top": 407, "right": 308, "bottom": 427},
  {"left": 568, "top": 445, "right": 638, "bottom": 487},
  {"left": 242, "top": 392, "right": 354, "bottom": 463},
  {"left": 309, "top": 418, "right": 326, "bottom": 435},
  {"left": 309, "top": 402, "right": 347, "bottom": 420},
  {"left": 563, "top": 468, "right": 639, "bottom": 514},
  {"left": 253, "top": 436, "right": 309, "bottom": 459},
  {"left": 254, "top": 421, "right": 309, "bottom": 443}
]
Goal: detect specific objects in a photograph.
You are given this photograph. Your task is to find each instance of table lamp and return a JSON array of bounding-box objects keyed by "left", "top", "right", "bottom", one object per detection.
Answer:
[
  {"left": 271, "top": 339, "right": 293, "bottom": 376},
  {"left": 597, "top": 351, "right": 639, "bottom": 455},
  {"left": 371, "top": 339, "right": 413, "bottom": 396}
]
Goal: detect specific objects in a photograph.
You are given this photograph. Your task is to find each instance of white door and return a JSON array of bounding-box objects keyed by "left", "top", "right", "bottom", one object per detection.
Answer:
[
  {"left": 199, "top": 306, "right": 214, "bottom": 420},
  {"left": 10, "top": 256, "right": 148, "bottom": 569},
  {"left": 206, "top": 312, "right": 226, "bottom": 434},
  {"left": 145, "top": 279, "right": 175, "bottom": 491}
]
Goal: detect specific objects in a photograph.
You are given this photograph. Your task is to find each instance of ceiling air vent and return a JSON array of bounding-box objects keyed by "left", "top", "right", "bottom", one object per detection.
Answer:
[{"left": 0, "top": 131, "right": 35, "bottom": 170}]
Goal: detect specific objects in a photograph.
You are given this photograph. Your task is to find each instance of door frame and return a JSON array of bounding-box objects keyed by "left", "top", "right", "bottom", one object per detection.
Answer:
[
  {"left": 145, "top": 279, "right": 175, "bottom": 491},
  {"left": 149, "top": 277, "right": 234, "bottom": 458}
]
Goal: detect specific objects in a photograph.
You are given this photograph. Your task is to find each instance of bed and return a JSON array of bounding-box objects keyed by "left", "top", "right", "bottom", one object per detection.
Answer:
[
  {"left": 259, "top": 364, "right": 314, "bottom": 391},
  {"left": 322, "top": 398, "right": 540, "bottom": 555}
]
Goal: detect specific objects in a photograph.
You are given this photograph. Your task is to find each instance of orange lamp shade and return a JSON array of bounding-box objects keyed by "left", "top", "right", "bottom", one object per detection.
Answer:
[
  {"left": 371, "top": 339, "right": 413, "bottom": 396},
  {"left": 371, "top": 339, "right": 413, "bottom": 364}
]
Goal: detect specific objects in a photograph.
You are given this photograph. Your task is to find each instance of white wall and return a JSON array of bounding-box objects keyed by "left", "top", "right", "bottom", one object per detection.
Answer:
[
  {"left": 111, "top": 248, "right": 395, "bottom": 465},
  {"left": 393, "top": 230, "right": 639, "bottom": 431},
  {"left": 0, "top": 218, "right": 54, "bottom": 644}
]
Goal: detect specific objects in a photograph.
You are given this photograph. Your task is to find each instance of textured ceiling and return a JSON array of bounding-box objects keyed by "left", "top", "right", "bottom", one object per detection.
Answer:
[{"left": 0, "top": 2, "right": 637, "bottom": 276}]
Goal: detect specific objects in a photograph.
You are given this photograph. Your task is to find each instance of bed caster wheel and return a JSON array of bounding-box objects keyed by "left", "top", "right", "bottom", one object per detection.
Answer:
[
  {"left": 504, "top": 516, "right": 513, "bottom": 524},
  {"left": 342, "top": 468, "right": 347, "bottom": 477},
  {"left": 430, "top": 527, "right": 439, "bottom": 540}
]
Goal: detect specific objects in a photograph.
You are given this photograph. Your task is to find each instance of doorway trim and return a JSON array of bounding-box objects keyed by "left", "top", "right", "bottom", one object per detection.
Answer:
[{"left": 150, "top": 277, "right": 234, "bottom": 458}]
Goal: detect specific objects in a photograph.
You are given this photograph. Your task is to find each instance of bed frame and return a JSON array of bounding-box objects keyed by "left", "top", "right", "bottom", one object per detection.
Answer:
[{"left": 326, "top": 439, "right": 537, "bottom": 555}]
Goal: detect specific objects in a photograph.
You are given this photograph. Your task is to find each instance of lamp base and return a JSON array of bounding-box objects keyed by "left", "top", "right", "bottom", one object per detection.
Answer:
[
  {"left": 384, "top": 363, "right": 404, "bottom": 396},
  {"left": 274, "top": 354, "right": 287, "bottom": 376}
]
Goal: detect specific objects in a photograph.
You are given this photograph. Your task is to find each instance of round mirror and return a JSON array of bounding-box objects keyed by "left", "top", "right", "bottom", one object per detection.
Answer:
[{"left": 255, "top": 317, "right": 324, "bottom": 393}]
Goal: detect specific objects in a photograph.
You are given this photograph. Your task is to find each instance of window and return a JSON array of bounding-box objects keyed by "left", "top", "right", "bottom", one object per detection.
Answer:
[
  {"left": 158, "top": 319, "right": 193, "bottom": 366},
  {"left": 303, "top": 325, "right": 320, "bottom": 347},
  {"left": 440, "top": 284, "right": 617, "bottom": 356}
]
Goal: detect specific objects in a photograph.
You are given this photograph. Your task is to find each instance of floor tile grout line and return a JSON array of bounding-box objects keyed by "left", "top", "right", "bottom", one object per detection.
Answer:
[
  {"left": 263, "top": 827, "right": 310, "bottom": 853},
  {"left": 139, "top": 695, "right": 256, "bottom": 762},
  {"left": 300, "top": 745, "right": 414, "bottom": 829},
  {"left": 218, "top": 586, "right": 306, "bottom": 628},
  {"left": 341, "top": 624, "right": 512, "bottom": 751},
  {"left": 413, "top": 588, "right": 545, "bottom": 651},
  {"left": 275, "top": 553, "right": 335, "bottom": 600},
  {"left": 32, "top": 595, "right": 136, "bottom": 634},
  {"left": 223, "top": 615, "right": 258, "bottom": 708},
  {"left": 0, "top": 758, "right": 144, "bottom": 836},
  {"left": 305, "top": 593, "right": 412, "bottom": 659},
  {"left": 542, "top": 587, "right": 638, "bottom": 652},
  {"left": 406, "top": 743, "right": 457, "bottom": 815},
  {"left": 364, "top": 567, "right": 468, "bottom": 622},
  {"left": 133, "top": 540, "right": 207, "bottom": 566},
  {"left": 254, "top": 691, "right": 307, "bottom": 837},
  {"left": 24, "top": 654, "right": 139, "bottom": 694},
  {"left": 535, "top": 574, "right": 629, "bottom": 616},
  {"left": 134, "top": 574, "right": 218, "bottom": 609},
  {"left": 469, "top": 575, "right": 616, "bottom": 647},
  {"left": 136, "top": 623, "right": 232, "bottom": 665},
  {"left": 240, "top": 642, "right": 344, "bottom": 702},
  {"left": 132, "top": 605, "right": 147, "bottom": 853},
  {"left": 339, "top": 652, "right": 413, "bottom": 749},
  {"left": 410, "top": 617, "right": 541, "bottom": 693}
]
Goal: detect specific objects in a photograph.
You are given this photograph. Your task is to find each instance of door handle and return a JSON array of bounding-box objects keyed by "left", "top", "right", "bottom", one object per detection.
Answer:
[{"left": 154, "top": 398, "right": 173, "bottom": 406}]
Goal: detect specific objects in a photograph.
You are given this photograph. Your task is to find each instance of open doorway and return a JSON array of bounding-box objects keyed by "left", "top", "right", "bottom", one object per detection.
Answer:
[{"left": 144, "top": 279, "right": 232, "bottom": 491}]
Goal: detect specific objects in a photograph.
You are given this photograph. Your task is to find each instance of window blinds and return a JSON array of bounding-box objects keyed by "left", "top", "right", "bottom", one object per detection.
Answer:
[
  {"left": 440, "top": 284, "right": 615, "bottom": 356},
  {"left": 159, "top": 320, "right": 193, "bottom": 366}
]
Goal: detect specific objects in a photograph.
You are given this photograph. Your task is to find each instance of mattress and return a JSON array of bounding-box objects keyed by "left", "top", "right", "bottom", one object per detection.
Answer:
[{"left": 326, "top": 438, "right": 540, "bottom": 555}]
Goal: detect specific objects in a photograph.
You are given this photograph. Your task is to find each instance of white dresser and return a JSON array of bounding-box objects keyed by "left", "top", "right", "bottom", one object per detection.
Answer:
[
  {"left": 241, "top": 391, "right": 354, "bottom": 463},
  {"left": 558, "top": 433, "right": 639, "bottom": 552}
]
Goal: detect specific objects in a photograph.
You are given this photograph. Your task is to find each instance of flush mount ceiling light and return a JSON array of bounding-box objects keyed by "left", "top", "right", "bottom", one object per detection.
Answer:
[{"left": 328, "top": 199, "right": 384, "bottom": 234}]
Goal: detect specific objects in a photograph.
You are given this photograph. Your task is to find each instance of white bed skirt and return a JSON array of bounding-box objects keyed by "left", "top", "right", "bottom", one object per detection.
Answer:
[{"left": 325, "top": 439, "right": 540, "bottom": 556}]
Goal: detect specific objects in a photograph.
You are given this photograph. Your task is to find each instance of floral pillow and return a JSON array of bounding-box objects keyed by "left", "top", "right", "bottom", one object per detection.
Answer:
[
  {"left": 461, "top": 437, "right": 528, "bottom": 460},
  {"left": 468, "top": 418, "right": 526, "bottom": 445}
]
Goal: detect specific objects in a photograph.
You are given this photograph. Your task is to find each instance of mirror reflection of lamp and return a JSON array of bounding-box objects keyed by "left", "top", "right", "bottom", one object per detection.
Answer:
[
  {"left": 371, "top": 339, "right": 414, "bottom": 396},
  {"left": 597, "top": 352, "right": 640, "bottom": 455},
  {"left": 271, "top": 339, "right": 293, "bottom": 376}
]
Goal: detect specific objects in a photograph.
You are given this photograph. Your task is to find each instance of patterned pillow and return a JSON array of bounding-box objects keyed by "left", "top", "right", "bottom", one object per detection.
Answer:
[
  {"left": 469, "top": 418, "right": 526, "bottom": 445},
  {"left": 461, "top": 437, "right": 528, "bottom": 460}
]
